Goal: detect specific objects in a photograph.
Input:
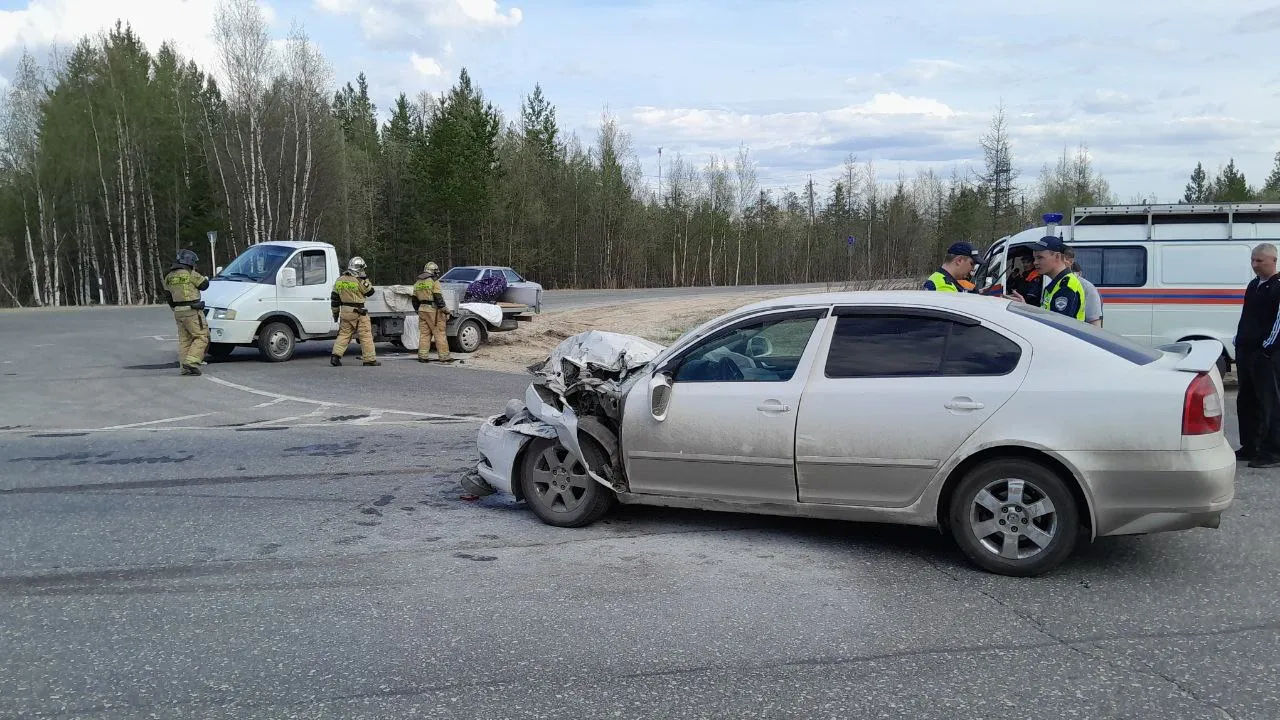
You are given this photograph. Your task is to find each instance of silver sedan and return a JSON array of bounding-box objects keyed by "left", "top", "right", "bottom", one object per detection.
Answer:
[{"left": 470, "top": 291, "right": 1236, "bottom": 576}]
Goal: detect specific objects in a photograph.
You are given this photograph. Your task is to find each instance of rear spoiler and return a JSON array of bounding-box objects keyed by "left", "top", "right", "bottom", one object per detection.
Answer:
[{"left": 1156, "top": 339, "right": 1225, "bottom": 373}]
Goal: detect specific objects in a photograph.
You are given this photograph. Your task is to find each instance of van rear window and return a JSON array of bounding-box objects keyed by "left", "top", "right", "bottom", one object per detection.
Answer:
[{"left": 1007, "top": 303, "right": 1162, "bottom": 365}]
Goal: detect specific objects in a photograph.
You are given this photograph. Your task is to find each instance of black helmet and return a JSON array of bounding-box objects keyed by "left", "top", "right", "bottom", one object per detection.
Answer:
[{"left": 176, "top": 249, "right": 199, "bottom": 267}]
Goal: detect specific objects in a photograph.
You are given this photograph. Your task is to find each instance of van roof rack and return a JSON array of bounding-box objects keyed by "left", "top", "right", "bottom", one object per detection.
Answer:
[{"left": 1071, "top": 203, "right": 1280, "bottom": 239}]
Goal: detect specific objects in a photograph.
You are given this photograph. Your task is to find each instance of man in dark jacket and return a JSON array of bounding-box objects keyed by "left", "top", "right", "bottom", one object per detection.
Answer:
[{"left": 1235, "top": 242, "right": 1280, "bottom": 467}]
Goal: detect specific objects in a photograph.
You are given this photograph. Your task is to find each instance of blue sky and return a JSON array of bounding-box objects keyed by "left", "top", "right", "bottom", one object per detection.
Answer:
[{"left": 2, "top": 0, "right": 1279, "bottom": 204}]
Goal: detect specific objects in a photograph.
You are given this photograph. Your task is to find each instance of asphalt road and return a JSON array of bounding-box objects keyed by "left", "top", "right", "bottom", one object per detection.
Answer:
[{"left": 1, "top": 293, "right": 1277, "bottom": 719}]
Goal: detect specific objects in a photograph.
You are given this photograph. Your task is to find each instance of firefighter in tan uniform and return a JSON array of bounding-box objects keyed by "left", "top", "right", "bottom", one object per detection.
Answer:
[
  {"left": 412, "top": 262, "right": 456, "bottom": 364},
  {"left": 164, "top": 249, "right": 211, "bottom": 376},
  {"left": 329, "top": 256, "right": 380, "bottom": 366}
]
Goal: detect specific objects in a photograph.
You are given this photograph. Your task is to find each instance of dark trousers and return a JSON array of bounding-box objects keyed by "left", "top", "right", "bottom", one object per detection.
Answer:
[{"left": 1237, "top": 349, "right": 1280, "bottom": 459}]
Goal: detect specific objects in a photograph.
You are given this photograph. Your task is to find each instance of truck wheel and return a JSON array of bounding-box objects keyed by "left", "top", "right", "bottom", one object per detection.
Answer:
[
  {"left": 451, "top": 318, "right": 484, "bottom": 354},
  {"left": 257, "top": 321, "right": 296, "bottom": 362},
  {"left": 207, "top": 343, "right": 235, "bottom": 360}
]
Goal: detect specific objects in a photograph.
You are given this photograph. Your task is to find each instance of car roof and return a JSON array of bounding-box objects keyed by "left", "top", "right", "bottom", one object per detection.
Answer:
[
  {"left": 669, "top": 289, "right": 1167, "bottom": 369},
  {"left": 733, "top": 290, "right": 1011, "bottom": 316}
]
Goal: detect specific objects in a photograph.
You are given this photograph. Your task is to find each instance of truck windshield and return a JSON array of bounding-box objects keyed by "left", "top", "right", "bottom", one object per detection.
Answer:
[
  {"left": 215, "top": 244, "right": 294, "bottom": 284},
  {"left": 441, "top": 268, "right": 480, "bottom": 282}
]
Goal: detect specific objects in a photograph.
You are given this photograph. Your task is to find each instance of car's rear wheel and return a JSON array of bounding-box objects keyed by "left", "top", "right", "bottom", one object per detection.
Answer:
[
  {"left": 518, "top": 437, "right": 616, "bottom": 528},
  {"left": 948, "top": 459, "right": 1079, "bottom": 577}
]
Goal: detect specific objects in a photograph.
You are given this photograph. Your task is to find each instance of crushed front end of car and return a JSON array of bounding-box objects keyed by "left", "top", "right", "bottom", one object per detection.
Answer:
[{"left": 467, "top": 330, "right": 666, "bottom": 499}]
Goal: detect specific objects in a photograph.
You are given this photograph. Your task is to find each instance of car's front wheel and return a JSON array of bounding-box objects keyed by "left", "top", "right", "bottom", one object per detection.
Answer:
[
  {"left": 948, "top": 458, "right": 1080, "bottom": 577},
  {"left": 518, "top": 437, "right": 616, "bottom": 528}
]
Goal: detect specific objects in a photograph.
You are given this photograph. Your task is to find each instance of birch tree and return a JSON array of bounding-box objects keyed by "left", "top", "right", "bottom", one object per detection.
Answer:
[
  {"left": 0, "top": 52, "right": 50, "bottom": 305},
  {"left": 733, "top": 144, "right": 757, "bottom": 286},
  {"left": 214, "top": 0, "right": 276, "bottom": 245}
]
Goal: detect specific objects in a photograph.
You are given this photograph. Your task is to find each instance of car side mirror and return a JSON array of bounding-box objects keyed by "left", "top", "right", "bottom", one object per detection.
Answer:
[
  {"left": 280, "top": 267, "right": 297, "bottom": 288},
  {"left": 214, "top": 265, "right": 223, "bottom": 275},
  {"left": 649, "top": 372, "right": 673, "bottom": 421}
]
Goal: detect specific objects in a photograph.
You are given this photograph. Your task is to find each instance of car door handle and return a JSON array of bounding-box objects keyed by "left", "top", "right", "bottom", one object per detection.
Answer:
[
  {"left": 757, "top": 401, "right": 791, "bottom": 413},
  {"left": 944, "top": 398, "right": 985, "bottom": 411}
]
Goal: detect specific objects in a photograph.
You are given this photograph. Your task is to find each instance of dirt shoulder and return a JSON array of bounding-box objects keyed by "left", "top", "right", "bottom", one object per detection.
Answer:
[{"left": 460, "top": 280, "right": 916, "bottom": 374}]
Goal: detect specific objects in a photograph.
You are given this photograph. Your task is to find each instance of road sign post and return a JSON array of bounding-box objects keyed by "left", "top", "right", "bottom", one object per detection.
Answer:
[{"left": 207, "top": 230, "right": 217, "bottom": 275}]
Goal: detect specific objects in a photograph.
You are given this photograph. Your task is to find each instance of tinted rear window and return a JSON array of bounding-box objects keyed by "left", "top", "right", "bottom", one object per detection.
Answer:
[
  {"left": 825, "top": 315, "right": 1021, "bottom": 378},
  {"left": 441, "top": 268, "right": 480, "bottom": 281},
  {"left": 1007, "top": 303, "right": 1161, "bottom": 365}
]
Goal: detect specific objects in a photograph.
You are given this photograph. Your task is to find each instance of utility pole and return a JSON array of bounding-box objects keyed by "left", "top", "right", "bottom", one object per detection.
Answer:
[
  {"left": 207, "top": 230, "right": 218, "bottom": 275},
  {"left": 658, "top": 146, "right": 666, "bottom": 285},
  {"left": 806, "top": 175, "right": 815, "bottom": 283},
  {"left": 657, "top": 146, "right": 663, "bottom": 202}
]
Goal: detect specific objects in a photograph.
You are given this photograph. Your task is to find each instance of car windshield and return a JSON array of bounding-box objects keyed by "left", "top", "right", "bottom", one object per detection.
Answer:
[
  {"left": 215, "top": 244, "right": 294, "bottom": 284},
  {"left": 441, "top": 268, "right": 480, "bottom": 282},
  {"left": 1007, "top": 302, "right": 1162, "bottom": 365}
]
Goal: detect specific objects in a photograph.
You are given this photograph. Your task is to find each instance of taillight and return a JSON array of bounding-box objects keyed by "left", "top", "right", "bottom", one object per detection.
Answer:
[{"left": 1182, "top": 372, "right": 1223, "bottom": 435}]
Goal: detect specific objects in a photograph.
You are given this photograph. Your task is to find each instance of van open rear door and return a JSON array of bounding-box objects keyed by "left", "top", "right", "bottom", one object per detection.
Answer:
[{"left": 977, "top": 237, "right": 1010, "bottom": 295}]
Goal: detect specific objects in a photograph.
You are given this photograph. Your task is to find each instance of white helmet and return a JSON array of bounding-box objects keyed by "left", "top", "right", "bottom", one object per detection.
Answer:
[{"left": 348, "top": 256, "right": 367, "bottom": 274}]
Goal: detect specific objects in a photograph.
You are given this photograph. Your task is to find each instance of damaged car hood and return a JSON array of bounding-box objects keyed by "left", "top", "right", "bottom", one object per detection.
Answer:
[
  {"left": 529, "top": 330, "right": 666, "bottom": 396},
  {"left": 476, "top": 330, "right": 667, "bottom": 493}
]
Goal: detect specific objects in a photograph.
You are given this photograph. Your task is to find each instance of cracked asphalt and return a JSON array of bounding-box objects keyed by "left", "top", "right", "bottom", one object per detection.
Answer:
[{"left": 0, "top": 294, "right": 1277, "bottom": 719}]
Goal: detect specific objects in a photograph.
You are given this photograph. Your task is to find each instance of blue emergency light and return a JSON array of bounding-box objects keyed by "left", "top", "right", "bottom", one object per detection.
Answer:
[{"left": 1042, "top": 212, "right": 1064, "bottom": 224}]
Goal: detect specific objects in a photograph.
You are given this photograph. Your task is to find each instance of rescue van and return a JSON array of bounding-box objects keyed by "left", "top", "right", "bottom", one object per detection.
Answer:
[{"left": 976, "top": 203, "right": 1280, "bottom": 374}]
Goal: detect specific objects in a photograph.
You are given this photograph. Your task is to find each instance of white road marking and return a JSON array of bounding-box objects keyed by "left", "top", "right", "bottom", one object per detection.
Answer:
[
  {"left": 1, "top": 372, "right": 487, "bottom": 436},
  {"left": 96, "top": 413, "right": 216, "bottom": 430},
  {"left": 236, "top": 408, "right": 327, "bottom": 428},
  {"left": 0, "top": 418, "right": 479, "bottom": 434},
  {"left": 204, "top": 375, "right": 480, "bottom": 422},
  {"left": 351, "top": 410, "right": 384, "bottom": 425}
]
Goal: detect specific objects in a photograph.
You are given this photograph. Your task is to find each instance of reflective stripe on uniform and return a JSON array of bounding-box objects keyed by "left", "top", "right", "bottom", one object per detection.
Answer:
[
  {"left": 1041, "top": 271, "right": 1087, "bottom": 321},
  {"left": 923, "top": 270, "right": 960, "bottom": 292}
]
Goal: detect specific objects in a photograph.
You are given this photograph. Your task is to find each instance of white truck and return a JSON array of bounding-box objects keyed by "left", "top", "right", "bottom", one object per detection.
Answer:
[{"left": 199, "top": 241, "right": 541, "bottom": 362}]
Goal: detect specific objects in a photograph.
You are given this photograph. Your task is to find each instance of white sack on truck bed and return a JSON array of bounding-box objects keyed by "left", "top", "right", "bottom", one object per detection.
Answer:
[{"left": 459, "top": 303, "right": 503, "bottom": 326}]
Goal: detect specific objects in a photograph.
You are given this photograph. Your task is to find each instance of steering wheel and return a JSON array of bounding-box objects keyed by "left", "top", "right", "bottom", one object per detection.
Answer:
[{"left": 718, "top": 356, "right": 744, "bottom": 381}]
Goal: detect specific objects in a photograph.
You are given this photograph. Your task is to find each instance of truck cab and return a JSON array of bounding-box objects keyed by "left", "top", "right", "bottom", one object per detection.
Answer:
[{"left": 203, "top": 241, "right": 341, "bottom": 362}]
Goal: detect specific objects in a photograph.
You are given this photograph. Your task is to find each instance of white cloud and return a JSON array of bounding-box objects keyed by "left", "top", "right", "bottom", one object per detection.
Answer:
[
  {"left": 410, "top": 52, "right": 442, "bottom": 77},
  {"left": 0, "top": 0, "right": 279, "bottom": 84},
  {"left": 846, "top": 59, "right": 968, "bottom": 91},
  {"left": 629, "top": 93, "right": 960, "bottom": 151},
  {"left": 314, "top": 0, "right": 520, "bottom": 45}
]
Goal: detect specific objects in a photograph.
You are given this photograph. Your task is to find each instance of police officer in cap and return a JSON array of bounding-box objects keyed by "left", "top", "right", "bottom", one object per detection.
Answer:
[
  {"left": 1012, "top": 235, "right": 1088, "bottom": 321},
  {"left": 922, "top": 242, "right": 982, "bottom": 292}
]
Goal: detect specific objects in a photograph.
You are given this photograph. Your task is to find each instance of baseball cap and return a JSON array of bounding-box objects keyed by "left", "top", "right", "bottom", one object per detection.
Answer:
[
  {"left": 1034, "top": 235, "right": 1069, "bottom": 253},
  {"left": 947, "top": 241, "right": 981, "bottom": 259}
]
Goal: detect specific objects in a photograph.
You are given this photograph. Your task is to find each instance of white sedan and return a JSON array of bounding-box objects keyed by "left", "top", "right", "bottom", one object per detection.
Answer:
[{"left": 468, "top": 291, "right": 1236, "bottom": 576}]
